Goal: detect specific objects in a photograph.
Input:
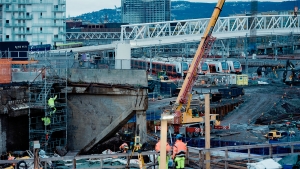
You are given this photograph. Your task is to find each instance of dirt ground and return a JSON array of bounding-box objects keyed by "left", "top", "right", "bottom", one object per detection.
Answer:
[
  {"left": 166, "top": 80, "right": 300, "bottom": 143},
  {"left": 204, "top": 83, "right": 300, "bottom": 143}
]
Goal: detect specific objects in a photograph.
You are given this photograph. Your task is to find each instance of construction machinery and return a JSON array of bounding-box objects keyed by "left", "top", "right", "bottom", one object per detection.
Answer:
[
  {"left": 264, "top": 130, "right": 288, "bottom": 140},
  {"left": 164, "top": 0, "right": 227, "bottom": 136},
  {"left": 283, "top": 59, "right": 300, "bottom": 85}
]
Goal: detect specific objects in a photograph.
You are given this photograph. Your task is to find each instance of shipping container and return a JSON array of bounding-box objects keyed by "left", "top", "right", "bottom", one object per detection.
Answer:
[
  {"left": 0, "top": 59, "right": 12, "bottom": 84},
  {"left": 0, "top": 41, "right": 29, "bottom": 60},
  {"left": 236, "top": 74, "right": 248, "bottom": 86},
  {"left": 229, "top": 74, "right": 237, "bottom": 85}
]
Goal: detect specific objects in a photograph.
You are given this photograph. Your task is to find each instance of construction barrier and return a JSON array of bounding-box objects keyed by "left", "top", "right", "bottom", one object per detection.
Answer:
[{"left": 0, "top": 59, "right": 12, "bottom": 84}]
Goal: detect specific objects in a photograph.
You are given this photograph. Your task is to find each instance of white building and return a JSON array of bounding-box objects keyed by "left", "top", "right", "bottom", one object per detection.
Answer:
[{"left": 0, "top": 0, "right": 66, "bottom": 46}]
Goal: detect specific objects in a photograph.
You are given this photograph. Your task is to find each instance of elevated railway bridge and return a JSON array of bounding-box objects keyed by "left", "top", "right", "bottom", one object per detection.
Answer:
[{"left": 64, "top": 15, "right": 300, "bottom": 57}]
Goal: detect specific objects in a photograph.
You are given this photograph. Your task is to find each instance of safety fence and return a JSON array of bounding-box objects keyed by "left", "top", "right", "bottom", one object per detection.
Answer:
[
  {"left": 0, "top": 151, "right": 158, "bottom": 169},
  {"left": 1, "top": 141, "right": 300, "bottom": 169},
  {"left": 188, "top": 141, "right": 300, "bottom": 169}
]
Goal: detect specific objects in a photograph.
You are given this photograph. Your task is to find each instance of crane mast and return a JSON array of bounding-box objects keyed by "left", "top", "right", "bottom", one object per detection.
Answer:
[{"left": 173, "top": 0, "right": 226, "bottom": 113}]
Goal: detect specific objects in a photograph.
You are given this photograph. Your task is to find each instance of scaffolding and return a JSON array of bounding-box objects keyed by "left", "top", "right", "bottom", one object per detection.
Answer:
[{"left": 28, "top": 51, "right": 71, "bottom": 154}]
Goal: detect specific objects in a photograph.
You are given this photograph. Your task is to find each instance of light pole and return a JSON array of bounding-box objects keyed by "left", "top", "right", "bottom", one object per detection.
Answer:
[
  {"left": 160, "top": 114, "right": 174, "bottom": 169},
  {"left": 244, "top": 33, "right": 248, "bottom": 74}
]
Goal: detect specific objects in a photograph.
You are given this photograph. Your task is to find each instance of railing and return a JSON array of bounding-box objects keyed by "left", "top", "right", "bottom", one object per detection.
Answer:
[
  {"left": 0, "top": 151, "right": 158, "bottom": 169},
  {"left": 12, "top": 15, "right": 32, "bottom": 20},
  {"left": 13, "top": 30, "right": 32, "bottom": 34},
  {"left": 39, "top": 15, "right": 65, "bottom": 19},
  {"left": 4, "top": 23, "right": 26, "bottom": 27},
  {"left": 32, "top": 8, "right": 47, "bottom": 12},
  {"left": 4, "top": 7, "right": 26, "bottom": 12},
  {"left": 52, "top": 7, "right": 66, "bottom": 12},
  {"left": 32, "top": 23, "right": 64, "bottom": 27},
  {"left": 188, "top": 141, "right": 300, "bottom": 169},
  {"left": 17, "top": 0, "right": 31, "bottom": 4},
  {"left": 1, "top": 141, "right": 299, "bottom": 169}
]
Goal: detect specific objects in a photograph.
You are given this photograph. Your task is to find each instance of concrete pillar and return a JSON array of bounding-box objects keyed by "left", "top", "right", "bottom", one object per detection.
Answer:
[
  {"left": 115, "top": 42, "right": 131, "bottom": 69},
  {"left": 136, "top": 111, "right": 147, "bottom": 144},
  {"left": 205, "top": 94, "right": 210, "bottom": 169}
]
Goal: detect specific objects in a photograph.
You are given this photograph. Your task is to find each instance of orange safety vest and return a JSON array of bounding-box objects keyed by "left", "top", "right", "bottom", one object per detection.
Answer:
[
  {"left": 172, "top": 140, "right": 187, "bottom": 158},
  {"left": 155, "top": 140, "right": 171, "bottom": 153},
  {"left": 119, "top": 143, "right": 128, "bottom": 150}
]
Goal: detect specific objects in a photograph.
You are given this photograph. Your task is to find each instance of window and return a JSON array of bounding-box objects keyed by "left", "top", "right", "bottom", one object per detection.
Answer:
[
  {"left": 27, "top": 27, "right": 30, "bottom": 31},
  {"left": 54, "top": 34, "right": 58, "bottom": 38},
  {"left": 6, "top": 4, "right": 9, "bottom": 9},
  {"left": 40, "top": 12, "right": 42, "bottom": 17},
  {"left": 6, "top": 35, "right": 9, "bottom": 39},
  {"left": 40, "top": 27, "right": 42, "bottom": 32},
  {"left": 6, "top": 20, "right": 9, "bottom": 23},
  {"left": 26, "top": 12, "right": 29, "bottom": 16}
]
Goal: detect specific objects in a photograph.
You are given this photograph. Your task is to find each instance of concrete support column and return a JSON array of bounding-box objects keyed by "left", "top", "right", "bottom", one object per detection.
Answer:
[
  {"left": 136, "top": 111, "right": 147, "bottom": 144},
  {"left": 115, "top": 42, "right": 131, "bottom": 69}
]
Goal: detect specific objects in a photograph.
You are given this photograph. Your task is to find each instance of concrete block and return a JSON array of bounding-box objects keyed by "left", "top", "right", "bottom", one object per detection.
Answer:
[{"left": 68, "top": 69, "right": 147, "bottom": 87}]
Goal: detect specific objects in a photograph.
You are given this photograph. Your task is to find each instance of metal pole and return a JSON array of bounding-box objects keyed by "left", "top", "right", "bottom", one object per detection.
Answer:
[
  {"left": 150, "top": 48, "right": 152, "bottom": 76},
  {"left": 245, "top": 33, "right": 248, "bottom": 74},
  {"left": 205, "top": 94, "right": 210, "bottom": 169},
  {"left": 275, "top": 35, "right": 278, "bottom": 61}
]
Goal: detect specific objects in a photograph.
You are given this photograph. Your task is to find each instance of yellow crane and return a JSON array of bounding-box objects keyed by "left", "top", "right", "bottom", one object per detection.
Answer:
[{"left": 168, "top": 0, "right": 226, "bottom": 135}]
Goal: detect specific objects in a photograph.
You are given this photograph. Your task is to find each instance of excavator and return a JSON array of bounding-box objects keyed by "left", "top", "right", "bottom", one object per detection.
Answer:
[
  {"left": 164, "top": 0, "right": 227, "bottom": 137},
  {"left": 283, "top": 59, "right": 300, "bottom": 85}
]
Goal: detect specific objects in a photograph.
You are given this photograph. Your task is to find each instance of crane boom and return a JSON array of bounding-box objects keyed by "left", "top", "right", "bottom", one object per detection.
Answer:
[{"left": 174, "top": 0, "right": 225, "bottom": 112}]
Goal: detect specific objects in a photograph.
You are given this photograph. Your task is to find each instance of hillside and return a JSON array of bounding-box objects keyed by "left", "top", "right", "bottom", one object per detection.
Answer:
[{"left": 72, "top": 1, "right": 297, "bottom": 24}]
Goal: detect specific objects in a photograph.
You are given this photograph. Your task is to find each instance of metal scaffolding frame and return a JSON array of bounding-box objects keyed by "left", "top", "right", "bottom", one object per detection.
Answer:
[{"left": 28, "top": 51, "right": 70, "bottom": 153}]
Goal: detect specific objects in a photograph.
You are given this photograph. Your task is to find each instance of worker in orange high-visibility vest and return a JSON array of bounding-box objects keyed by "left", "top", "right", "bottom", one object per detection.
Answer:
[
  {"left": 172, "top": 134, "right": 187, "bottom": 169},
  {"left": 155, "top": 136, "right": 171, "bottom": 169},
  {"left": 119, "top": 142, "right": 129, "bottom": 153}
]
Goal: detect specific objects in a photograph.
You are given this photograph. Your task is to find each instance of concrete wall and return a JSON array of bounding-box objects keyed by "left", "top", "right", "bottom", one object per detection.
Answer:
[
  {"left": 67, "top": 88, "right": 148, "bottom": 153},
  {"left": 115, "top": 43, "right": 131, "bottom": 69},
  {"left": 0, "top": 87, "right": 29, "bottom": 153},
  {"left": 0, "top": 115, "right": 6, "bottom": 154},
  {"left": 68, "top": 69, "right": 148, "bottom": 87}
]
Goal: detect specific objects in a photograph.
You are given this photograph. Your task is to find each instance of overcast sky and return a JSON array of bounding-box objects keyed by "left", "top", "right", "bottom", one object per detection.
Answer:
[{"left": 66, "top": 0, "right": 284, "bottom": 17}]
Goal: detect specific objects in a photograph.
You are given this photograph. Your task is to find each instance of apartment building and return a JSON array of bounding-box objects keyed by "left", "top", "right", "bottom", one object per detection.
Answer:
[{"left": 0, "top": 0, "right": 66, "bottom": 46}]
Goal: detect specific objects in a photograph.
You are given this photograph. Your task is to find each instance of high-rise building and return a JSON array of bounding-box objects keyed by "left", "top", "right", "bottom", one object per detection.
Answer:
[
  {"left": 121, "top": 0, "right": 171, "bottom": 24},
  {"left": 0, "top": 0, "right": 66, "bottom": 46}
]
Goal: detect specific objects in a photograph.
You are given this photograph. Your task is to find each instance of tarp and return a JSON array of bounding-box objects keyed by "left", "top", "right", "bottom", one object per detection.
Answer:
[
  {"left": 247, "top": 159, "right": 282, "bottom": 169},
  {"left": 278, "top": 154, "right": 299, "bottom": 166}
]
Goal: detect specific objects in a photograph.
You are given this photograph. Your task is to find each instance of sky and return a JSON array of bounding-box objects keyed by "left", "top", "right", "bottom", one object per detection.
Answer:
[{"left": 66, "top": 0, "right": 284, "bottom": 17}]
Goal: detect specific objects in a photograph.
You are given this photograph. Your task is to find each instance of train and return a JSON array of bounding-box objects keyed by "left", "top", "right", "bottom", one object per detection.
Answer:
[
  {"left": 29, "top": 44, "right": 52, "bottom": 51},
  {"left": 131, "top": 58, "right": 189, "bottom": 77},
  {"left": 56, "top": 42, "right": 83, "bottom": 50},
  {"left": 131, "top": 58, "right": 242, "bottom": 77},
  {"left": 199, "top": 60, "right": 242, "bottom": 74}
]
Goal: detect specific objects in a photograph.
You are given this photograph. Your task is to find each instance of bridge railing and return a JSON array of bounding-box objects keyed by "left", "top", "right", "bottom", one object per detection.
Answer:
[{"left": 121, "top": 15, "right": 300, "bottom": 41}]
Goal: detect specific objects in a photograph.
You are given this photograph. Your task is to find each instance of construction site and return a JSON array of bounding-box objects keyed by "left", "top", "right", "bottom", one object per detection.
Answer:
[{"left": 2, "top": 0, "right": 300, "bottom": 168}]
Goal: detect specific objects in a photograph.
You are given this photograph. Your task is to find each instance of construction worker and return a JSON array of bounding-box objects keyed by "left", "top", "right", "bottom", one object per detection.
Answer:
[
  {"left": 172, "top": 134, "right": 187, "bottom": 169},
  {"left": 155, "top": 136, "right": 171, "bottom": 169},
  {"left": 41, "top": 117, "right": 51, "bottom": 126},
  {"left": 119, "top": 142, "right": 129, "bottom": 153},
  {"left": 48, "top": 95, "right": 57, "bottom": 116}
]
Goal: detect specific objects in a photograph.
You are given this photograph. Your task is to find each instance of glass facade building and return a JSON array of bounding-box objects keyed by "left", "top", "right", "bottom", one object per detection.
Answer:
[{"left": 122, "top": 0, "right": 171, "bottom": 24}]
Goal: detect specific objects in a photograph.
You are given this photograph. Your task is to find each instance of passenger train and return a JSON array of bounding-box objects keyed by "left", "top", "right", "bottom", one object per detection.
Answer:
[
  {"left": 199, "top": 60, "right": 242, "bottom": 74},
  {"left": 131, "top": 58, "right": 189, "bottom": 77}
]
